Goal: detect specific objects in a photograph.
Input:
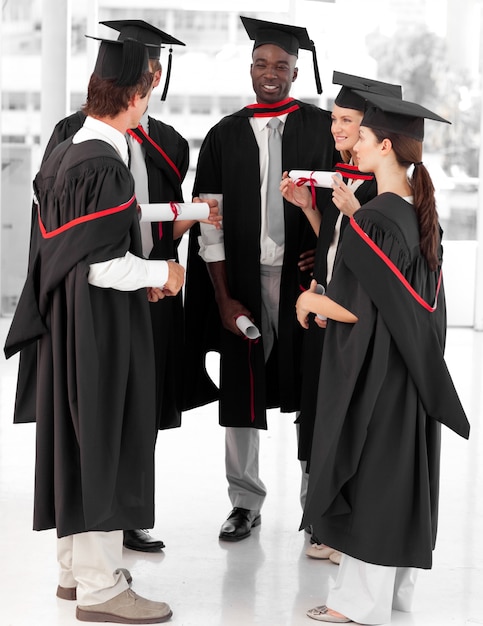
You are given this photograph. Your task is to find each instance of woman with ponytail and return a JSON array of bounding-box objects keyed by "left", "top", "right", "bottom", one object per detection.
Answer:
[
  {"left": 369, "top": 129, "right": 440, "bottom": 271},
  {"left": 281, "top": 72, "right": 401, "bottom": 560},
  {"left": 295, "top": 94, "right": 470, "bottom": 624}
]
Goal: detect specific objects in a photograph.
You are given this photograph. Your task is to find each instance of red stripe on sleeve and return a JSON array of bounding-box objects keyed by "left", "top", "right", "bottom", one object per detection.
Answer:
[{"left": 38, "top": 195, "right": 136, "bottom": 239}]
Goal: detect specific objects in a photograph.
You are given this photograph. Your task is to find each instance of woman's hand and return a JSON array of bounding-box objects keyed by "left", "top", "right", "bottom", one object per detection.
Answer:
[
  {"left": 331, "top": 176, "right": 361, "bottom": 217},
  {"left": 296, "top": 278, "right": 359, "bottom": 327},
  {"left": 280, "top": 171, "right": 313, "bottom": 213},
  {"left": 296, "top": 279, "right": 318, "bottom": 329}
]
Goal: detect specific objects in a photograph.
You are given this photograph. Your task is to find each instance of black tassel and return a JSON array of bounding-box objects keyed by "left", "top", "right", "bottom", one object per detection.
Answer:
[
  {"left": 161, "top": 47, "right": 173, "bottom": 101},
  {"left": 311, "top": 41, "right": 323, "bottom": 95}
]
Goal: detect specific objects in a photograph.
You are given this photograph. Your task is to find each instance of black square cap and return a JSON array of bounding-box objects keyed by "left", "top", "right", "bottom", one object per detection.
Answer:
[
  {"left": 241, "top": 15, "right": 313, "bottom": 55},
  {"left": 333, "top": 71, "right": 402, "bottom": 111},
  {"left": 240, "top": 15, "right": 322, "bottom": 94},
  {"left": 100, "top": 19, "right": 185, "bottom": 59},
  {"left": 353, "top": 91, "right": 450, "bottom": 141},
  {"left": 88, "top": 37, "right": 149, "bottom": 87}
]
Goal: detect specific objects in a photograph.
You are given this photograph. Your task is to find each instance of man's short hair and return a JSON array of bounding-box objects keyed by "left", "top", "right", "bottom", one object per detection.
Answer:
[{"left": 83, "top": 71, "right": 152, "bottom": 118}]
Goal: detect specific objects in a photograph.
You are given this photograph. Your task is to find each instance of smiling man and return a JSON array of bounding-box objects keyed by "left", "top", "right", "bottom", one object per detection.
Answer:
[{"left": 183, "top": 17, "right": 338, "bottom": 542}]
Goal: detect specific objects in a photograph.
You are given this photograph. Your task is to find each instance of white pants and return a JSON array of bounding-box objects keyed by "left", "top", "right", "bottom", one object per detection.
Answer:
[
  {"left": 225, "top": 265, "right": 309, "bottom": 511},
  {"left": 57, "top": 530, "right": 129, "bottom": 606},
  {"left": 327, "top": 553, "right": 418, "bottom": 624}
]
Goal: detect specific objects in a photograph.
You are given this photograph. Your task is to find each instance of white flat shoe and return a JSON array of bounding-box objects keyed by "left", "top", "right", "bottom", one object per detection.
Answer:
[
  {"left": 329, "top": 551, "right": 342, "bottom": 564},
  {"left": 305, "top": 544, "right": 336, "bottom": 560},
  {"left": 306, "top": 605, "right": 352, "bottom": 622}
]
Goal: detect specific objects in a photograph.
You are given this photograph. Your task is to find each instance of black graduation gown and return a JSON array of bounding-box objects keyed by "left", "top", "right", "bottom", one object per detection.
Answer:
[
  {"left": 16, "top": 112, "right": 189, "bottom": 431},
  {"left": 42, "top": 111, "right": 87, "bottom": 163},
  {"left": 130, "top": 119, "right": 189, "bottom": 430},
  {"left": 11, "top": 112, "right": 91, "bottom": 426},
  {"left": 297, "top": 176, "right": 378, "bottom": 467},
  {"left": 184, "top": 100, "right": 337, "bottom": 428},
  {"left": 301, "top": 193, "right": 470, "bottom": 569},
  {"left": 4, "top": 139, "right": 157, "bottom": 537}
]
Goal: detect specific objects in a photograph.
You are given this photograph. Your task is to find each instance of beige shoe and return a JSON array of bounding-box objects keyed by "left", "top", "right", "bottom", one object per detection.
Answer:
[
  {"left": 56, "top": 568, "right": 132, "bottom": 601},
  {"left": 76, "top": 589, "right": 172, "bottom": 623},
  {"left": 305, "top": 544, "right": 336, "bottom": 560},
  {"left": 329, "top": 551, "right": 342, "bottom": 565}
]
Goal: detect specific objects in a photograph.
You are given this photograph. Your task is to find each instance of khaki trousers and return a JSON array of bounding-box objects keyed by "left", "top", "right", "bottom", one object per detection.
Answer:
[{"left": 57, "top": 530, "right": 128, "bottom": 605}]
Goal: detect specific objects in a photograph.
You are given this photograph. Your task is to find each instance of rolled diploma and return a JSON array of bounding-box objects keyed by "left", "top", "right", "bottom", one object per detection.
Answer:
[
  {"left": 315, "top": 283, "right": 327, "bottom": 321},
  {"left": 288, "top": 170, "right": 342, "bottom": 188},
  {"left": 139, "top": 202, "right": 210, "bottom": 222},
  {"left": 236, "top": 315, "right": 261, "bottom": 340}
]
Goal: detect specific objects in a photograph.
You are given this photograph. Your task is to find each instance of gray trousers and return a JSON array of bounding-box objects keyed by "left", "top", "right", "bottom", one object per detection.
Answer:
[{"left": 225, "top": 265, "right": 309, "bottom": 511}]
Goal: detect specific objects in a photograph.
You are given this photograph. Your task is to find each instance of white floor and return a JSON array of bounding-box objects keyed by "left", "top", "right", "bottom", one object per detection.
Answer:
[{"left": 0, "top": 317, "right": 482, "bottom": 626}]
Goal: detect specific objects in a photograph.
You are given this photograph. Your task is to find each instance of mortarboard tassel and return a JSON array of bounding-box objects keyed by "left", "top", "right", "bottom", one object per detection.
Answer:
[
  {"left": 161, "top": 47, "right": 173, "bottom": 101},
  {"left": 311, "top": 41, "right": 322, "bottom": 95}
]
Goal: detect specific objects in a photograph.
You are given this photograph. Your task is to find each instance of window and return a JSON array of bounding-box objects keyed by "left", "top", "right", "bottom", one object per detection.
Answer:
[
  {"left": 3, "top": 92, "right": 27, "bottom": 111},
  {"left": 189, "top": 96, "right": 211, "bottom": 115}
]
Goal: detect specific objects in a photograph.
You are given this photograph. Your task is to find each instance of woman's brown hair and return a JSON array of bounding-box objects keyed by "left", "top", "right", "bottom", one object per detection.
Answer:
[{"left": 372, "top": 128, "right": 440, "bottom": 271}]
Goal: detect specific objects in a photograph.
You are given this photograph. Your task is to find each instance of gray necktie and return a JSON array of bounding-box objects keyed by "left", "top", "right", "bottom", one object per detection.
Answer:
[{"left": 266, "top": 118, "right": 284, "bottom": 246}]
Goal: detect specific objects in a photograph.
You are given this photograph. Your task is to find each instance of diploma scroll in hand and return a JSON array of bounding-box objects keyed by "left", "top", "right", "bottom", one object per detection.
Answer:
[
  {"left": 315, "top": 284, "right": 327, "bottom": 321},
  {"left": 288, "top": 170, "right": 342, "bottom": 188},
  {"left": 139, "top": 202, "right": 210, "bottom": 222},
  {"left": 236, "top": 315, "right": 261, "bottom": 340}
]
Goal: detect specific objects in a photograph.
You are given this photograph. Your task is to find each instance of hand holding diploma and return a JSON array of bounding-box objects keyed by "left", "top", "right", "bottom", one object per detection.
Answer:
[
  {"left": 235, "top": 315, "right": 261, "bottom": 340},
  {"left": 331, "top": 176, "right": 361, "bottom": 217},
  {"left": 280, "top": 171, "right": 322, "bottom": 236},
  {"left": 193, "top": 196, "right": 223, "bottom": 229},
  {"left": 296, "top": 279, "right": 320, "bottom": 329},
  {"left": 296, "top": 279, "right": 358, "bottom": 328},
  {"left": 280, "top": 171, "right": 313, "bottom": 212}
]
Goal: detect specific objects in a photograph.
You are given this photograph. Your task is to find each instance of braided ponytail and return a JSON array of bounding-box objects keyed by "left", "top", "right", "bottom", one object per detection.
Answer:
[{"left": 410, "top": 161, "right": 439, "bottom": 270}]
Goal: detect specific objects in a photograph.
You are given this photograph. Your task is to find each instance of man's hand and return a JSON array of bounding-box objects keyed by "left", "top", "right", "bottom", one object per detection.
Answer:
[
  {"left": 147, "top": 287, "right": 165, "bottom": 302},
  {"left": 193, "top": 196, "right": 223, "bottom": 230},
  {"left": 162, "top": 261, "right": 185, "bottom": 297},
  {"left": 217, "top": 295, "right": 253, "bottom": 336},
  {"left": 299, "top": 248, "right": 316, "bottom": 274}
]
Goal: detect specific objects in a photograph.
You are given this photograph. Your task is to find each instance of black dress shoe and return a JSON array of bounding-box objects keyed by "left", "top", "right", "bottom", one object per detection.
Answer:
[
  {"left": 123, "top": 529, "right": 165, "bottom": 553},
  {"left": 219, "top": 507, "right": 261, "bottom": 542}
]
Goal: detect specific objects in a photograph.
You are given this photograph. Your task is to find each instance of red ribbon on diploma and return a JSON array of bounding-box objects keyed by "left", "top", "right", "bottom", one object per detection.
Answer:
[
  {"left": 158, "top": 202, "right": 181, "bottom": 239},
  {"left": 294, "top": 171, "right": 317, "bottom": 210}
]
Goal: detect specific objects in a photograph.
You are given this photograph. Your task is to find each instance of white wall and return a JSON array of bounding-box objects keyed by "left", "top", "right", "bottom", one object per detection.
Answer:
[{"left": 444, "top": 241, "right": 478, "bottom": 327}]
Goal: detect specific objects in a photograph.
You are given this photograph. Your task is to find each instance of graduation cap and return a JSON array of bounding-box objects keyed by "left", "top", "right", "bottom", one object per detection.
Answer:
[
  {"left": 333, "top": 71, "right": 403, "bottom": 111},
  {"left": 100, "top": 19, "right": 186, "bottom": 100},
  {"left": 240, "top": 15, "right": 322, "bottom": 94},
  {"left": 353, "top": 91, "right": 450, "bottom": 141},
  {"left": 89, "top": 37, "right": 149, "bottom": 87}
]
